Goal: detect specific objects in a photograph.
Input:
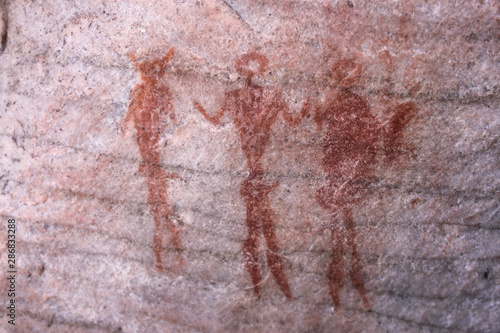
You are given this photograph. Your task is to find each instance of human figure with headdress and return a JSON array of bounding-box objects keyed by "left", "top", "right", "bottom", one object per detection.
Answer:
[
  {"left": 194, "top": 51, "right": 310, "bottom": 298},
  {"left": 125, "top": 48, "right": 183, "bottom": 271}
]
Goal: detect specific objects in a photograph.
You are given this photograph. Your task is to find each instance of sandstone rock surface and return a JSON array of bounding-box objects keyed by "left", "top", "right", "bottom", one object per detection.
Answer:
[{"left": 0, "top": 1, "right": 499, "bottom": 332}]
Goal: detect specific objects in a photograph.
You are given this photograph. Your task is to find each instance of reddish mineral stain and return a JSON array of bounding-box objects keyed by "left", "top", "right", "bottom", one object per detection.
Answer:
[
  {"left": 125, "top": 48, "right": 182, "bottom": 271},
  {"left": 195, "top": 51, "right": 309, "bottom": 298}
]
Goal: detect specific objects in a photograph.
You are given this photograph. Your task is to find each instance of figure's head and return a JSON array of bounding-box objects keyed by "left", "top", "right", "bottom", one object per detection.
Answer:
[
  {"left": 130, "top": 47, "right": 175, "bottom": 79},
  {"left": 329, "top": 58, "right": 362, "bottom": 88},
  {"left": 235, "top": 51, "right": 269, "bottom": 78}
]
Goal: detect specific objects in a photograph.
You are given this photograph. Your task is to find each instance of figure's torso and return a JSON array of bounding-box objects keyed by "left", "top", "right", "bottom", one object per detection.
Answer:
[
  {"left": 131, "top": 80, "right": 173, "bottom": 165},
  {"left": 226, "top": 85, "right": 284, "bottom": 171},
  {"left": 322, "top": 88, "right": 380, "bottom": 179}
]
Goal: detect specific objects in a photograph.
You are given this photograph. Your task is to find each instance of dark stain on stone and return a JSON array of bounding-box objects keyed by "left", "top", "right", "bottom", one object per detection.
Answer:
[
  {"left": 38, "top": 263, "right": 45, "bottom": 276},
  {"left": 0, "top": 0, "right": 7, "bottom": 55}
]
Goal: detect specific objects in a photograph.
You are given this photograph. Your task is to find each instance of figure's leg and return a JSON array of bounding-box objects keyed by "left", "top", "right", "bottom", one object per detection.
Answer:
[
  {"left": 142, "top": 162, "right": 165, "bottom": 271},
  {"left": 344, "top": 208, "right": 370, "bottom": 307},
  {"left": 164, "top": 210, "right": 184, "bottom": 268},
  {"left": 242, "top": 204, "right": 263, "bottom": 296},
  {"left": 166, "top": 211, "right": 183, "bottom": 253},
  {"left": 152, "top": 207, "right": 183, "bottom": 271},
  {"left": 261, "top": 202, "right": 292, "bottom": 299},
  {"left": 150, "top": 202, "right": 165, "bottom": 272},
  {"left": 148, "top": 167, "right": 183, "bottom": 271},
  {"left": 152, "top": 229, "right": 163, "bottom": 270},
  {"left": 327, "top": 214, "right": 345, "bottom": 307}
]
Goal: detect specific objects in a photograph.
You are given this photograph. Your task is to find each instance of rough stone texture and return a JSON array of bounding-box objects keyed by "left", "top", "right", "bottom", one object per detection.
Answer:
[{"left": 0, "top": 0, "right": 499, "bottom": 332}]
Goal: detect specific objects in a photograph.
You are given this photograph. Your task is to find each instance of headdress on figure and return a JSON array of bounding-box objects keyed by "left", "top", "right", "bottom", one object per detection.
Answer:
[{"left": 129, "top": 48, "right": 175, "bottom": 78}]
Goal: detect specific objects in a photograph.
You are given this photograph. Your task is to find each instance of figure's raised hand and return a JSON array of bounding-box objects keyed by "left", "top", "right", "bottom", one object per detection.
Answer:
[
  {"left": 193, "top": 101, "right": 224, "bottom": 125},
  {"left": 282, "top": 96, "right": 312, "bottom": 127},
  {"left": 383, "top": 101, "right": 418, "bottom": 162}
]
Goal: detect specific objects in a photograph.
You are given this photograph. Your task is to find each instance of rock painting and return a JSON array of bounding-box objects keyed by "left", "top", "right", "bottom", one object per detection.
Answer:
[
  {"left": 194, "top": 51, "right": 310, "bottom": 298},
  {"left": 125, "top": 48, "right": 183, "bottom": 271},
  {"left": 122, "top": 47, "right": 418, "bottom": 305},
  {"left": 313, "top": 59, "right": 418, "bottom": 307}
]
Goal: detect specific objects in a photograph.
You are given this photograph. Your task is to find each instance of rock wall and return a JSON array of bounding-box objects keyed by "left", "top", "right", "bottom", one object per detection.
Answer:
[{"left": 0, "top": 1, "right": 498, "bottom": 332}]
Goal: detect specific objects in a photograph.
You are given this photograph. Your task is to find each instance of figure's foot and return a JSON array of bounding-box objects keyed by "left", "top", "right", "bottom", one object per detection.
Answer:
[
  {"left": 243, "top": 238, "right": 262, "bottom": 296},
  {"left": 327, "top": 222, "right": 345, "bottom": 307},
  {"left": 350, "top": 260, "right": 370, "bottom": 308},
  {"left": 153, "top": 234, "right": 164, "bottom": 272},
  {"left": 344, "top": 208, "right": 370, "bottom": 308},
  {"left": 266, "top": 249, "right": 292, "bottom": 299},
  {"left": 165, "top": 171, "right": 179, "bottom": 179},
  {"left": 175, "top": 252, "right": 185, "bottom": 269},
  {"left": 155, "top": 261, "right": 163, "bottom": 272},
  {"left": 361, "top": 294, "right": 370, "bottom": 308},
  {"left": 327, "top": 259, "right": 344, "bottom": 307},
  {"left": 262, "top": 214, "right": 292, "bottom": 299}
]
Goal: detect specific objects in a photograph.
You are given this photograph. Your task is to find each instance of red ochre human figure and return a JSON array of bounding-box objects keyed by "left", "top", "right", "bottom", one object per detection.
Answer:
[
  {"left": 125, "top": 47, "right": 183, "bottom": 271},
  {"left": 194, "top": 52, "right": 310, "bottom": 299},
  {"left": 313, "top": 59, "right": 417, "bottom": 308}
]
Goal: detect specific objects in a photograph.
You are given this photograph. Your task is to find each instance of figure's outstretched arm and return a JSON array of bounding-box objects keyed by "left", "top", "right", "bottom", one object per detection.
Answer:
[
  {"left": 193, "top": 100, "right": 226, "bottom": 126},
  {"left": 387, "top": 101, "right": 417, "bottom": 133},
  {"left": 163, "top": 47, "right": 175, "bottom": 64},
  {"left": 160, "top": 47, "right": 175, "bottom": 71},
  {"left": 383, "top": 101, "right": 418, "bottom": 161}
]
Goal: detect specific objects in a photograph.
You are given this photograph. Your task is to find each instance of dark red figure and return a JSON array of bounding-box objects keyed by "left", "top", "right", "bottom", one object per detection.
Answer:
[
  {"left": 125, "top": 48, "right": 183, "bottom": 271},
  {"left": 313, "top": 59, "right": 417, "bottom": 308},
  {"left": 195, "top": 52, "right": 309, "bottom": 298}
]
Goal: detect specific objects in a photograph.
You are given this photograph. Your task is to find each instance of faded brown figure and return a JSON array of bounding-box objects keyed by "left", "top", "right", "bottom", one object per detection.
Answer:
[
  {"left": 314, "top": 59, "right": 417, "bottom": 308},
  {"left": 194, "top": 52, "right": 309, "bottom": 298},
  {"left": 125, "top": 48, "right": 183, "bottom": 271}
]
